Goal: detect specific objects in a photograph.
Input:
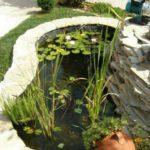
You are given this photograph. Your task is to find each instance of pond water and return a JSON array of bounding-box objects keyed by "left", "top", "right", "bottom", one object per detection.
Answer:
[{"left": 14, "top": 25, "right": 120, "bottom": 150}]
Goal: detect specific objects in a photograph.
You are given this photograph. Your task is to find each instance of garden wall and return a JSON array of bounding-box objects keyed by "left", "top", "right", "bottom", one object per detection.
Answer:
[{"left": 109, "top": 18, "right": 150, "bottom": 131}]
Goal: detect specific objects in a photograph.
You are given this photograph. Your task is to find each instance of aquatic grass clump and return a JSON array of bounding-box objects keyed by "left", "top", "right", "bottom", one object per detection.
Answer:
[
  {"left": 84, "top": 28, "right": 119, "bottom": 124},
  {"left": 37, "top": 54, "right": 65, "bottom": 137},
  {"left": 82, "top": 28, "right": 121, "bottom": 149},
  {"left": 2, "top": 80, "right": 39, "bottom": 125},
  {"left": 2, "top": 68, "right": 64, "bottom": 137}
]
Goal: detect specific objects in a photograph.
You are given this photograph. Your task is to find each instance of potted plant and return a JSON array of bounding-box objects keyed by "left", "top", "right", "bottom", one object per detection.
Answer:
[{"left": 83, "top": 117, "right": 135, "bottom": 150}]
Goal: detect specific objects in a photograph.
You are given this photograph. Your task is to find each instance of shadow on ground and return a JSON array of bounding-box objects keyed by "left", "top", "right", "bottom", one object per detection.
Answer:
[{"left": 1, "top": 0, "right": 37, "bottom": 8}]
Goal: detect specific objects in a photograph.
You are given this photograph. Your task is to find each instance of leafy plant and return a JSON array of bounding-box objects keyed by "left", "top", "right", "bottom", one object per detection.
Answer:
[
  {"left": 37, "top": 0, "right": 56, "bottom": 11},
  {"left": 82, "top": 117, "right": 127, "bottom": 150}
]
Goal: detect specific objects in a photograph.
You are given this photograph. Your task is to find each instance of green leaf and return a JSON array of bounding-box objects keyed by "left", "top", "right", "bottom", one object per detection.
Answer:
[
  {"left": 60, "top": 99, "right": 65, "bottom": 104},
  {"left": 72, "top": 49, "right": 80, "bottom": 54},
  {"left": 18, "top": 117, "right": 32, "bottom": 123},
  {"left": 38, "top": 54, "right": 45, "bottom": 62},
  {"left": 61, "top": 50, "right": 70, "bottom": 56},
  {"left": 23, "top": 126, "right": 34, "bottom": 134},
  {"left": 46, "top": 55, "right": 56, "bottom": 61},
  {"left": 35, "top": 129, "right": 42, "bottom": 135},
  {"left": 58, "top": 95, "right": 64, "bottom": 99},
  {"left": 58, "top": 143, "right": 64, "bottom": 149},
  {"left": 82, "top": 50, "right": 91, "bottom": 55},
  {"left": 50, "top": 51, "right": 58, "bottom": 56},
  {"left": 69, "top": 76, "right": 76, "bottom": 81},
  {"left": 75, "top": 99, "right": 83, "bottom": 106},
  {"left": 53, "top": 126, "right": 62, "bottom": 132},
  {"left": 60, "top": 89, "right": 69, "bottom": 96},
  {"left": 38, "top": 48, "right": 44, "bottom": 52},
  {"left": 74, "top": 108, "right": 82, "bottom": 114},
  {"left": 49, "top": 87, "right": 59, "bottom": 95},
  {"left": 48, "top": 44, "right": 57, "bottom": 49}
]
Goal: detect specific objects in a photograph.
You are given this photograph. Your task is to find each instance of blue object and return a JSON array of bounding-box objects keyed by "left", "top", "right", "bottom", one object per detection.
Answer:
[{"left": 126, "top": 0, "right": 143, "bottom": 14}]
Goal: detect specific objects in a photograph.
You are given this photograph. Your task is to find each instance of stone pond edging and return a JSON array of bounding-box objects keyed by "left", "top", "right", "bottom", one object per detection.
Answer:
[
  {"left": 0, "top": 16, "right": 119, "bottom": 101},
  {"left": 0, "top": 16, "right": 119, "bottom": 150}
]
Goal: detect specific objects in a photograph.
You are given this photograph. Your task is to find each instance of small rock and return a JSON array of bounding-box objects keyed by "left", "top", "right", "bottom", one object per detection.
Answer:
[
  {"left": 122, "top": 46, "right": 134, "bottom": 56},
  {"left": 131, "top": 65, "right": 150, "bottom": 86},
  {"left": 121, "top": 37, "right": 141, "bottom": 49},
  {"left": 128, "top": 56, "right": 140, "bottom": 64}
]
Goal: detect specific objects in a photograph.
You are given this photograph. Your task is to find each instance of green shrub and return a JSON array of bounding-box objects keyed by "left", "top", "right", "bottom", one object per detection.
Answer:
[
  {"left": 58, "top": 0, "right": 84, "bottom": 7},
  {"left": 37, "top": 0, "right": 56, "bottom": 11}
]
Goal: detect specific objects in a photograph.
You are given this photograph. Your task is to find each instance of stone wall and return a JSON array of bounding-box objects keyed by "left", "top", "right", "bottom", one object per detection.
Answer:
[{"left": 108, "top": 18, "right": 150, "bottom": 131}]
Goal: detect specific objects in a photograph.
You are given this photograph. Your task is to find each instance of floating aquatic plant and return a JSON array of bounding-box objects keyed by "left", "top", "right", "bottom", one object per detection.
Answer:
[{"left": 37, "top": 30, "right": 104, "bottom": 62}]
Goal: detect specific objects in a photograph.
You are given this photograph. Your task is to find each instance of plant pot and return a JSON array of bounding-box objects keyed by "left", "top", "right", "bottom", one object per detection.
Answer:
[{"left": 96, "top": 131, "right": 136, "bottom": 150}]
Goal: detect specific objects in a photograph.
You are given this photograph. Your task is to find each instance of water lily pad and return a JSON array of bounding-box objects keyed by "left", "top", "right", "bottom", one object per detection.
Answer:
[
  {"left": 72, "top": 49, "right": 80, "bottom": 54},
  {"left": 74, "top": 108, "right": 82, "bottom": 114},
  {"left": 46, "top": 55, "right": 56, "bottom": 61},
  {"left": 50, "top": 51, "right": 58, "bottom": 56},
  {"left": 38, "top": 54, "right": 45, "bottom": 62},
  {"left": 61, "top": 50, "right": 70, "bottom": 56},
  {"left": 82, "top": 50, "right": 91, "bottom": 55}
]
